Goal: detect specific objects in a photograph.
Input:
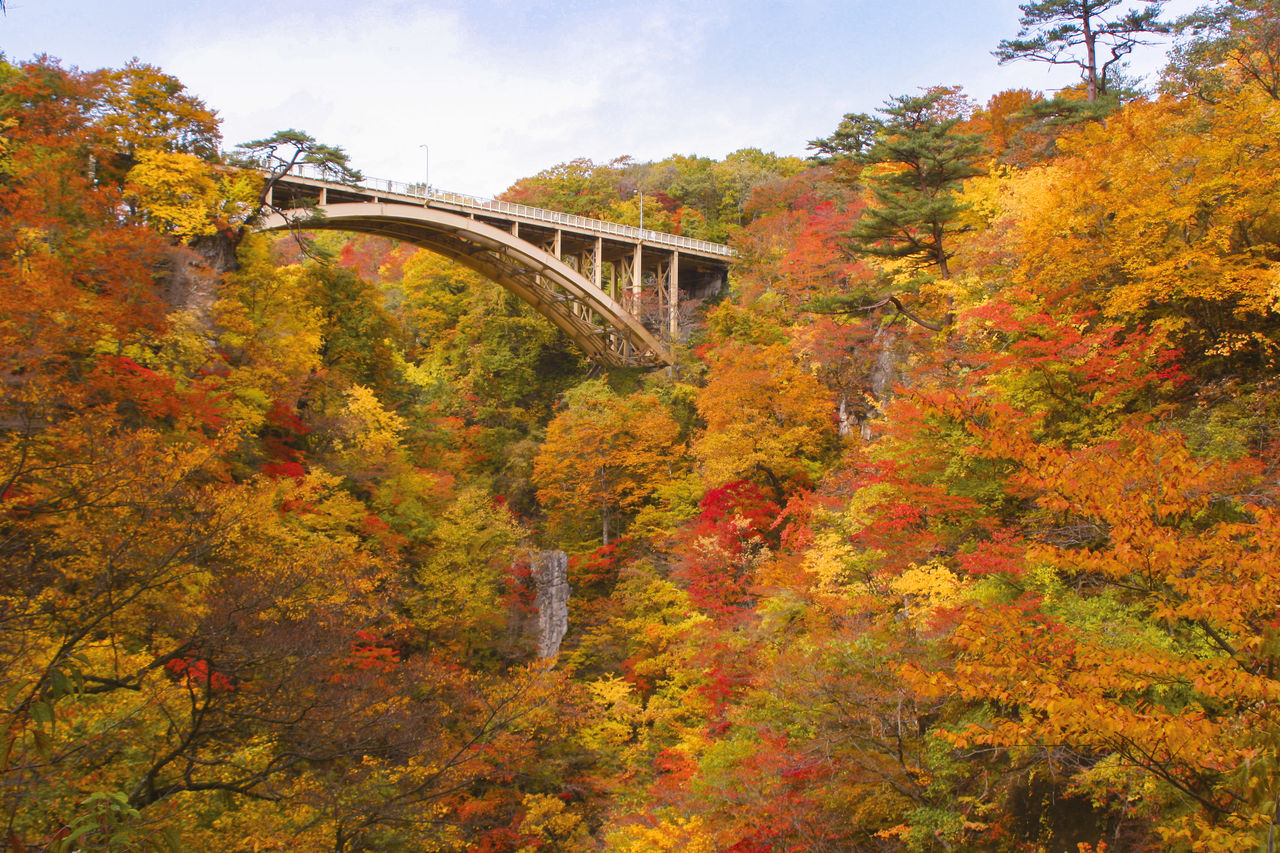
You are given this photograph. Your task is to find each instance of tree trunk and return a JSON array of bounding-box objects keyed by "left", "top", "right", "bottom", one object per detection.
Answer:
[{"left": 1084, "top": 5, "right": 1099, "bottom": 102}]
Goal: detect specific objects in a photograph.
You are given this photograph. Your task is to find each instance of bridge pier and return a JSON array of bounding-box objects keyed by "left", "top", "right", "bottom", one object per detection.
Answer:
[
  {"left": 614, "top": 245, "right": 641, "bottom": 316},
  {"left": 542, "top": 238, "right": 684, "bottom": 345},
  {"left": 592, "top": 236, "right": 603, "bottom": 291},
  {"left": 670, "top": 250, "right": 680, "bottom": 340}
]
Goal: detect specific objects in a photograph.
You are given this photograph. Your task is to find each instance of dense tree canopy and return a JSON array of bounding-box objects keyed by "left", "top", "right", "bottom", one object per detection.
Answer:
[{"left": 5, "top": 14, "right": 1280, "bottom": 849}]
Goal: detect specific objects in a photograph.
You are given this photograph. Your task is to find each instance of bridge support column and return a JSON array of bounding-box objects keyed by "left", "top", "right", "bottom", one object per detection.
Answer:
[
  {"left": 669, "top": 250, "right": 680, "bottom": 341},
  {"left": 577, "top": 242, "right": 602, "bottom": 293},
  {"left": 631, "top": 243, "right": 643, "bottom": 312},
  {"left": 615, "top": 248, "right": 637, "bottom": 313},
  {"left": 653, "top": 255, "right": 673, "bottom": 339},
  {"left": 593, "top": 236, "right": 603, "bottom": 291}
]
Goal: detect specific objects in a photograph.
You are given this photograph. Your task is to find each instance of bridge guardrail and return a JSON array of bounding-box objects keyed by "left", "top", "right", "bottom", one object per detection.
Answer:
[{"left": 274, "top": 163, "right": 735, "bottom": 259}]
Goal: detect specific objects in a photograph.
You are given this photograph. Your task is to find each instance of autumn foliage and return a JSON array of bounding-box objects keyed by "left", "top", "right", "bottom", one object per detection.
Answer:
[{"left": 7, "top": 15, "right": 1280, "bottom": 849}]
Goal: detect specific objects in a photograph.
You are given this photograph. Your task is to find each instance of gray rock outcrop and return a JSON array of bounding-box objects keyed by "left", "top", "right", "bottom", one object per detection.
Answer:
[{"left": 529, "top": 550, "right": 570, "bottom": 658}]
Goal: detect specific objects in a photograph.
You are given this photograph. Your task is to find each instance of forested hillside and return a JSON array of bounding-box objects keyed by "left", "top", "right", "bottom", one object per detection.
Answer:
[{"left": 3, "top": 2, "right": 1280, "bottom": 850}]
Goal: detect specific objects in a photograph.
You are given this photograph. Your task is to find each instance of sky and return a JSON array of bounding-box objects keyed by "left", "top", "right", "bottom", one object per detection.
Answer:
[{"left": 1, "top": 0, "right": 1203, "bottom": 198}]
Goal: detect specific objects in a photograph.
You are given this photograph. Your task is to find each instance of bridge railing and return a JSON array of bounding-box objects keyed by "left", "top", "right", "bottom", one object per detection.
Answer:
[{"left": 277, "top": 163, "right": 735, "bottom": 259}]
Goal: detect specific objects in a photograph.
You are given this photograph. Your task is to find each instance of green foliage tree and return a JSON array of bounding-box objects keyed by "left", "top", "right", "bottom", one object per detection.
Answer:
[
  {"left": 300, "top": 263, "right": 403, "bottom": 392},
  {"left": 1166, "top": 0, "right": 1280, "bottom": 101},
  {"left": 847, "top": 88, "right": 984, "bottom": 281},
  {"left": 501, "top": 156, "right": 622, "bottom": 216},
  {"left": 808, "top": 88, "right": 984, "bottom": 330},
  {"left": 410, "top": 486, "right": 526, "bottom": 661},
  {"left": 497, "top": 150, "right": 805, "bottom": 242}
]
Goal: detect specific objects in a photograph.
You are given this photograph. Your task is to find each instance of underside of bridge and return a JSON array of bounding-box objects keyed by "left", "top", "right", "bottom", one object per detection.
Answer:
[{"left": 257, "top": 198, "right": 724, "bottom": 369}]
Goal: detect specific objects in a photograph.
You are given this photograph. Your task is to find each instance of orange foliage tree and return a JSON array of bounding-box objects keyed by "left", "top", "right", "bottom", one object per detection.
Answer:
[{"left": 533, "top": 380, "right": 682, "bottom": 546}]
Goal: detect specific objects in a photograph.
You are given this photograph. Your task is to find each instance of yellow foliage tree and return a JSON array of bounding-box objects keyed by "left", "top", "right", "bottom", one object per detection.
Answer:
[
  {"left": 125, "top": 149, "right": 224, "bottom": 240},
  {"left": 533, "top": 380, "right": 681, "bottom": 545},
  {"left": 982, "top": 87, "right": 1280, "bottom": 364},
  {"left": 94, "top": 60, "right": 221, "bottom": 160}
]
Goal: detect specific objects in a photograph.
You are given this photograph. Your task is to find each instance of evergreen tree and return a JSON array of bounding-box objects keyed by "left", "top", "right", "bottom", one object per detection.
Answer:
[
  {"left": 842, "top": 88, "right": 985, "bottom": 281},
  {"left": 995, "top": 0, "right": 1171, "bottom": 102}
]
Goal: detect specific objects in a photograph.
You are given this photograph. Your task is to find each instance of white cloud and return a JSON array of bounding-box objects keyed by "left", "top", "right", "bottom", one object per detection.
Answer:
[
  {"left": 4, "top": 0, "right": 1205, "bottom": 198},
  {"left": 162, "top": 2, "right": 734, "bottom": 196}
]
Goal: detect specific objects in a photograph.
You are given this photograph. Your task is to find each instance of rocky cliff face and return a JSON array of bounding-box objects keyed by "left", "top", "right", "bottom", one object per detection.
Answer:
[
  {"left": 153, "top": 232, "right": 240, "bottom": 326},
  {"left": 529, "top": 550, "right": 570, "bottom": 658}
]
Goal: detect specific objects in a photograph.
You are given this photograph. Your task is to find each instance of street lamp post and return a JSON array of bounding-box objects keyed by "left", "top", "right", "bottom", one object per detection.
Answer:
[{"left": 419, "top": 144, "right": 430, "bottom": 200}]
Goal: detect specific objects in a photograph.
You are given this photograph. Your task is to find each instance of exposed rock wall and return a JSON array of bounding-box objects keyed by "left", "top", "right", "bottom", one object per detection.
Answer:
[
  {"left": 529, "top": 550, "right": 570, "bottom": 659},
  {"left": 153, "top": 232, "right": 240, "bottom": 326}
]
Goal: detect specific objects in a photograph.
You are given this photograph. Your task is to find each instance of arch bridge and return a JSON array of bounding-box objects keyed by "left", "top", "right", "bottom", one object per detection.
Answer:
[{"left": 256, "top": 168, "right": 734, "bottom": 368}]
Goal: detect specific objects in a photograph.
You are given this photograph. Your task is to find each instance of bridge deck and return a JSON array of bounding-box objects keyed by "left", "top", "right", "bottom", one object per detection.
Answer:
[{"left": 273, "top": 165, "right": 734, "bottom": 263}]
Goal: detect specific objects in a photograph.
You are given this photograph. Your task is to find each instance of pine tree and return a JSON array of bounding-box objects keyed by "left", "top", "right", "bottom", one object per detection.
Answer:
[
  {"left": 995, "top": 1, "right": 1170, "bottom": 103},
  {"left": 843, "top": 88, "right": 985, "bottom": 281}
]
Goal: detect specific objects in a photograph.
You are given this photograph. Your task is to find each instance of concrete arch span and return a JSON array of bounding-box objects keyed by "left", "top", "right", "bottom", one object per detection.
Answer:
[{"left": 258, "top": 203, "right": 673, "bottom": 368}]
